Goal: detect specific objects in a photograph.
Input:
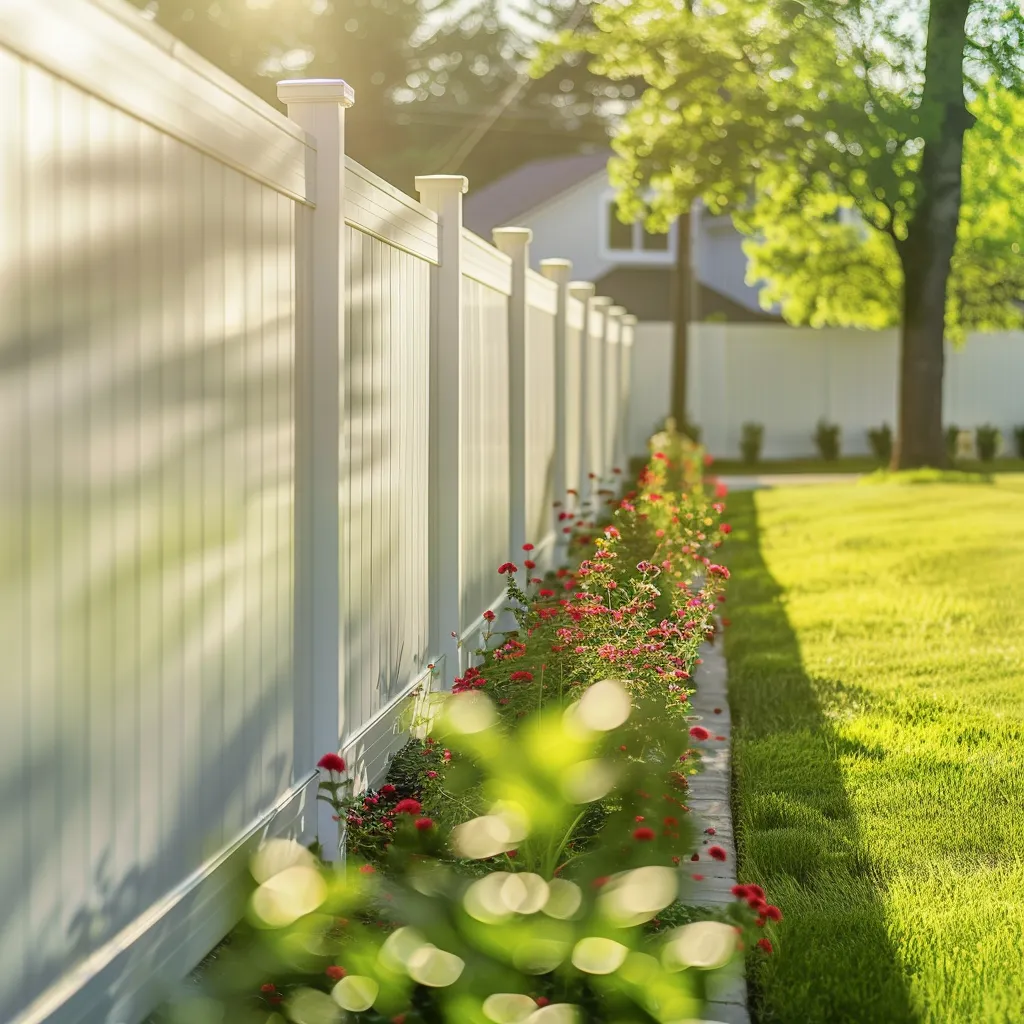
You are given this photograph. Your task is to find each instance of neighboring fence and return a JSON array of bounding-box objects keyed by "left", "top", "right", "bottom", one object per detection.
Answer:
[
  {"left": 626, "top": 322, "right": 1024, "bottom": 460},
  {"left": 0, "top": 2, "right": 638, "bottom": 1022}
]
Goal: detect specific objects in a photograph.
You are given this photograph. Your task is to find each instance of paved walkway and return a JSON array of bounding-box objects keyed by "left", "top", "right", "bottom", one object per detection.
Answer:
[
  {"left": 718, "top": 472, "right": 863, "bottom": 491},
  {"left": 688, "top": 627, "right": 750, "bottom": 1024}
]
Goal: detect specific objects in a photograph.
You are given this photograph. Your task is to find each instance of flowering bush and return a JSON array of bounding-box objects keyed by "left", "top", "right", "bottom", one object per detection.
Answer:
[{"left": 157, "top": 434, "right": 782, "bottom": 1024}]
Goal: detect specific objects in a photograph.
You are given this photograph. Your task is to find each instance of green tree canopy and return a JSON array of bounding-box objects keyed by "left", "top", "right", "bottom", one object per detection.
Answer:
[{"left": 538, "top": 0, "right": 1024, "bottom": 466}]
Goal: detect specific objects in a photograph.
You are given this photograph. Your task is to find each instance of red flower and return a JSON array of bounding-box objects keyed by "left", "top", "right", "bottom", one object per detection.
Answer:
[
  {"left": 260, "top": 984, "right": 276, "bottom": 993},
  {"left": 765, "top": 905, "right": 783, "bottom": 922},
  {"left": 483, "top": 609, "right": 496, "bottom": 621},
  {"left": 524, "top": 559, "right": 536, "bottom": 569},
  {"left": 731, "top": 884, "right": 749, "bottom": 899},
  {"left": 498, "top": 562, "right": 518, "bottom": 574},
  {"left": 721, "top": 523, "right": 732, "bottom": 534},
  {"left": 539, "top": 588, "right": 555, "bottom": 598},
  {"left": 414, "top": 817, "right": 434, "bottom": 831},
  {"left": 522, "top": 543, "right": 535, "bottom": 551},
  {"left": 707, "top": 564, "right": 730, "bottom": 578},
  {"left": 689, "top": 726, "right": 711, "bottom": 741},
  {"left": 690, "top": 853, "right": 700, "bottom": 861},
  {"left": 380, "top": 784, "right": 396, "bottom": 796},
  {"left": 317, "top": 753, "right": 346, "bottom": 773},
  {"left": 326, "top": 965, "right": 347, "bottom": 980},
  {"left": 708, "top": 846, "right": 727, "bottom": 861},
  {"left": 509, "top": 670, "right": 534, "bottom": 683},
  {"left": 394, "top": 798, "right": 423, "bottom": 816},
  {"left": 664, "top": 816, "right": 678, "bottom": 826},
  {"left": 535, "top": 997, "right": 551, "bottom": 1007},
  {"left": 426, "top": 770, "right": 438, "bottom": 779},
  {"left": 705, "top": 827, "right": 716, "bottom": 835},
  {"left": 746, "top": 884, "right": 766, "bottom": 900},
  {"left": 632, "top": 827, "right": 656, "bottom": 841},
  {"left": 359, "top": 864, "right": 375, "bottom": 875},
  {"left": 713, "top": 708, "right": 722, "bottom": 714},
  {"left": 757, "top": 938, "right": 773, "bottom": 954},
  {"left": 715, "top": 482, "right": 728, "bottom": 498},
  {"left": 692, "top": 874, "right": 704, "bottom": 881}
]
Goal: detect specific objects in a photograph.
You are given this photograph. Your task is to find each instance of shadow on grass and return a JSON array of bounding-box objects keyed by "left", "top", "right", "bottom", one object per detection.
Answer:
[{"left": 724, "top": 491, "right": 920, "bottom": 1024}]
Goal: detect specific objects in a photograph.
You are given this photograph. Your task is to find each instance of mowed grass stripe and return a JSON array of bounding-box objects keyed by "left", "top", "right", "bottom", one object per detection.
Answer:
[{"left": 723, "top": 478, "right": 1024, "bottom": 1024}]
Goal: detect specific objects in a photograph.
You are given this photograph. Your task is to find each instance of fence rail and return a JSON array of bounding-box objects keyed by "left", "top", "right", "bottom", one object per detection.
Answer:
[{"left": 0, "top": 3, "right": 638, "bottom": 1022}]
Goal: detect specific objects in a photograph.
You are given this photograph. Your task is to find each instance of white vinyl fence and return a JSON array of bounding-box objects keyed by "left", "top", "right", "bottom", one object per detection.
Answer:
[
  {"left": 0, "top": 2, "right": 638, "bottom": 1022},
  {"left": 626, "top": 322, "right": 1024, "bottom": 461}
]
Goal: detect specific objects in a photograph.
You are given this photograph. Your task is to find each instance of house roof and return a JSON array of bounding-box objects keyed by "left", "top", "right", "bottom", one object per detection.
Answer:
[{"left": 463, "top": 151, "right": 611, "bottom": 238}]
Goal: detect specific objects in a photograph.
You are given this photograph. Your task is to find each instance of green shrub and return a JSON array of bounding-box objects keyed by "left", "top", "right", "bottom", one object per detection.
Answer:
[
  {"left": 814, "top": 419, "right": 841, "bottom": 461},
  {"left": 867, "top": 423, "right": 893, "bottom": 463},
  {"left": 1014, "top": 425, "right": 1024, "bottom": 459},
  {"left": 740, "top": 422, "right": 764, "bottom": 464},
  {"left": 975, "top": 424, "right": 1001, "bottom": 462},
  {"left": 945, "top": 425, "right": 960, "bottom": 462}
]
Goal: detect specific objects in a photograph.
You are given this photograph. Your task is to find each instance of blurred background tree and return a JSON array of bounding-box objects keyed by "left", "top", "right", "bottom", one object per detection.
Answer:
[
  {"left": 128, "top": 0, "right": 632, "bottom": 191},
  {"left": 537, "top": 0, "right": 1024, "bottom": 469}
]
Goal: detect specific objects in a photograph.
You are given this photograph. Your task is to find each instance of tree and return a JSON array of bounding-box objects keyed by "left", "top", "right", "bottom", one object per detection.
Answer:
[
  {"left": 129, "top": 0, "right": 429, "bottom": 179},
  {"left": 537, "top": 0, "right": 1024, "bottom": 468}
]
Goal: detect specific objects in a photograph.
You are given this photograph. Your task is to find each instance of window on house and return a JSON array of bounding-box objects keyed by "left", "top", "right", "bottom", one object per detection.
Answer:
[
  {"left": 605, "top": 200, "right": 674, "bottom": 256},
  {"left": 607, "top": 205, "right": 633, "bottom": 250}
]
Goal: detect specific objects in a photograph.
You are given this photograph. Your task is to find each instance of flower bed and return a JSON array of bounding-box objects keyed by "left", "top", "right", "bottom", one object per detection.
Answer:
[{"left": 159, "top": 433, "right": 781, "bottom": 1024}]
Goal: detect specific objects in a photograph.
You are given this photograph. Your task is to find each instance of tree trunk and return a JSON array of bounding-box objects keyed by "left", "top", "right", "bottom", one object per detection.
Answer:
[
  {"left": 891, "top": 0, "right": 974, "bottom": 469},
  {"left": 670, "top": 211, "right": 693, "bottom": 427}
]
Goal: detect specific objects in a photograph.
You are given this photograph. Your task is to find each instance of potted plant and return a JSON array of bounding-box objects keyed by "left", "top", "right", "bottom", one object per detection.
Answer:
[
  {"left": 740, "top": 422, "right": 764, "bottom": 465},
  {"left": 814, "top": 419, "right": 841, "bottom": 461}
]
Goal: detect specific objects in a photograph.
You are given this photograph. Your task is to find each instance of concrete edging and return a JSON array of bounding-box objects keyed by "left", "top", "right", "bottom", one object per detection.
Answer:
[{"left": 688, "top": 627, "right": 751, "bottom": 1024}]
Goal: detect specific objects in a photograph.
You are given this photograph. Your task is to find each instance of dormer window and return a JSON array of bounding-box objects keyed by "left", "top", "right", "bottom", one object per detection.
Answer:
[{"left": 601, "top": 195, "right": 676, "bottom": 263}]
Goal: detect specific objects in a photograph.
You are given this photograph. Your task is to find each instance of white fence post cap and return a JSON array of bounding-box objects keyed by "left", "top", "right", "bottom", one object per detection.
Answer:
[
  {"left": 540, "top": 258, "right": 572, "bottom": 283},
  {"left": 568, "top": 281, "right": 595, "bottom": 298},
  {"left": 277, "top": 79, "right": 355, "bottom": 106},
  {"left": 620, "top": 314, "right": 638, "bottom": 325},
  {"left": 415, "top": 174, "right": 469, "bottom": 194},
  {"left": 608, "top": 305, "right": 627, "bottom": 317},
  {"left": 492, "top": 226, "right": 533, "bottom": 249},
  {"left": 591, "top": 295, "right": 614, "bottom": 307}
]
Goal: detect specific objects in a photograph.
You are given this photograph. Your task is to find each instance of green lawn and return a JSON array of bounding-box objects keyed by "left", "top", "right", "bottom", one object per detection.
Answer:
[
  {"left": 723, "top": 475, "right": 1024, "bottom": 1024},
  {"left": 709, "top": 456, "right": 1024, "bottom": 475}
]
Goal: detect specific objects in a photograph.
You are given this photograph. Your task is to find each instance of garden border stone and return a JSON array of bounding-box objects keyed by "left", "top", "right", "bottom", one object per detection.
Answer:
[{"left": 688, "top": 625, "right": 751, "bottom": 1024}]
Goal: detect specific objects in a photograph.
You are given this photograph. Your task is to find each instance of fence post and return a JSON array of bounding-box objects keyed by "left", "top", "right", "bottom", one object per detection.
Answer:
[
  {"left": 277, "top": 78, "right": 354, "bottom": 859},
  {"left": 588, "top": 296, "right": 614, "bottom": 506},
  {"left": 415, "top": 174, "right": 469, "bottom": 687},
  {"left": 491, "top": 228, "right": 532, "bottom": 561},
  {"left": 568, "top": 282, "right": 595, "bottom": 518},
  {"left": 540, "top": 258, "right": 573, "bottom": 554},
  {"left": 618, "top": 313, "right": 637, "bottom": 475}
]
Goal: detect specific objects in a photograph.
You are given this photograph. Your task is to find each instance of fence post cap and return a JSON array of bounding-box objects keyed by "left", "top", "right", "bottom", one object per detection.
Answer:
[
  {"left": 607, "top": 305, "right": 627, "bottom": 317},
  {"left": 591, "top": 295, "right": 614, "bottom": 307},
  {"left": 540, "top": 258, "right": 573, "bottom": 283},
  {"left": 568, "top": 281, "right": 595, "bottom": 298},
  {"left": 492, "top": 226, "right": 533, "bottom": 247},
  {"left": 415, "top": 174, "right": 469, "bottom": 194},
  {"left": 620, "top": 314, "right": 638, "bottom": 325},
  {"left": 277, "top": 79, "right": 355, "bottom": 106}
]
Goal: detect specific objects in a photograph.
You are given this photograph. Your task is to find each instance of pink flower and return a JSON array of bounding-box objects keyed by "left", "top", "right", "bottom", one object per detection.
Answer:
[
  {"left": 317, "top": 753, "right": 346, "bottom": 773},
  {"left": 708, "top": 564, "right": 730, "bottom": 578}
]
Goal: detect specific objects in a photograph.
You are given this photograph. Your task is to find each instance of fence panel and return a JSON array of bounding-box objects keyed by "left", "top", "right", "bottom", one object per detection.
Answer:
[
  {"left": 0, "top": 11, "right": 309, "bottom": 1020},
  {"left": 585, "top": 300, "right": 611, "bottom": 492},
  {"left": 340, "top": 158, "right": 437, "bottom": 779},
  {"left": 460, "top": 230, "right": 512, "bottom": 634},
  {"left": 603, "top": 309, "right": 623, "bottom": 474},
  {"left": 564, "top": 295, "right": 586, "bottom": 499},
  {"left": 524, "top": 272, "right": 558, "bottom": 552}
]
